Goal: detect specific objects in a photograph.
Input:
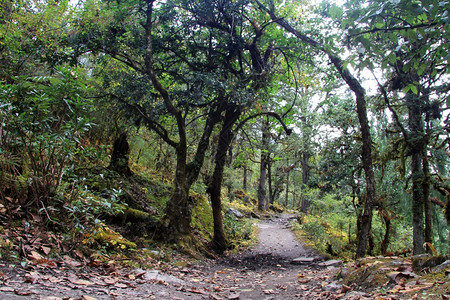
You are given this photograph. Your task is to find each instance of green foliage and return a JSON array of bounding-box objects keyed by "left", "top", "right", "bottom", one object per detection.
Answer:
[
  {"left": 0, "top": 65, "right": 94, "bottom": 211},
  {"left": 294, "top": 193, "right": 357, "bottom": 258},
  {"left": 223, "top": 214, "right": 256, "bottom": 250},
  {"left": 64, "top": 187, "right": 126, "bottom": 232}
]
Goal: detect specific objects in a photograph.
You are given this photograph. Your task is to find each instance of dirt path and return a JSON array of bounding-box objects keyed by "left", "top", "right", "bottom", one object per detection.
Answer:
[{"left": 0, "top": 214, "right": 367, "bottom": 299}]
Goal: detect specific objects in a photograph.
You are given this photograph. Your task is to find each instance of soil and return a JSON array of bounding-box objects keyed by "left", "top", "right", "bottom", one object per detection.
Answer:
[{"left": 0, "top": 214, "right": 447, "bottom": 299}]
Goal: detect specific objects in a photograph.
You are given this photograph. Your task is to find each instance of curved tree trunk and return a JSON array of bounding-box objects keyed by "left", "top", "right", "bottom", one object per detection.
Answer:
[{"left": 207, "top": 104, "right": 242, "bottom": 253}]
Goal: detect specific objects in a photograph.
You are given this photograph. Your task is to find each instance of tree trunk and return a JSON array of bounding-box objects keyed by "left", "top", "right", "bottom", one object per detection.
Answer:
[
  {"left": 406, "top": 91, "right": 427, "bottom": 255},
  {"left": 423, "top": 150, "right": 432, "bottom": 247},
  {"left": 268, "top": 160, "right": 274, "bottom": 204},
  {"left": 300, "top": 151, "right": 310, "bottom": 213},
  {"left": 380, "top": 210, "right": 391, "bottom": 255},
  {"left": 285, "top": 170, "right": 289, "bottom": 207},
  {"left": 327, "top": 55, "right": 376, "bottom": 259},
  {"left": 207, "top": 104, "right": 241, "bottom": 253},
  {"left": 258, "top": 119, "right": 270, "bottom": 211},
  {"left": 163, "top": 144, "right": 191, "bottom": 237},
  {"left": 243, "top": 163, "right": 248, "bottom": 191},
  {"left": 109, "top": 132, "right": 133, "bottom": 177},
  {"left": 162, "top": 102, "right": 222, "bottom": 240}
]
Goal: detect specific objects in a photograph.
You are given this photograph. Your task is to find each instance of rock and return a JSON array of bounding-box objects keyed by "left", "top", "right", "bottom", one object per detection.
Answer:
[
  {"left": 323, "top": 281, "right": 342, "bottom": 291},
  {"left": 291, "top": 257, "right": 316, "bottom": 265},
  {"left": 318, "top": 260, "right": 343, "bottom": 267},
  {"left": 412, "top": 255, "right": 449, "bottom": 272},
  {"left": 227, "top": 208, "right": 244, "bottom": 218},
  {"left": 141, "top": 270, "right": 184, "bottom": 284},
  {"left": 433, "top": 260, "right": 450, "bottom": 273},
  {"left": 338, "top": 267, "right": 350, "bottom": 279}
]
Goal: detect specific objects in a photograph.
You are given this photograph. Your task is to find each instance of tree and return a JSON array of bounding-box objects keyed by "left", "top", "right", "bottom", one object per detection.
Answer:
[
  {"left": 341, "top": 0, "right": 449, "bottom": 254},
  {"left": 255, "top": 0, "right": 377, "bottom": 258},
  {"left": 75, "top": 0, "right": 233, "bottom": 240}
]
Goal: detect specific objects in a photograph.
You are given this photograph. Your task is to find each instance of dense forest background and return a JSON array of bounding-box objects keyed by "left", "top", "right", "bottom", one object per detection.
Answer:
[{"left": 0, "top": 0, "right": 449, "bottom": 262}]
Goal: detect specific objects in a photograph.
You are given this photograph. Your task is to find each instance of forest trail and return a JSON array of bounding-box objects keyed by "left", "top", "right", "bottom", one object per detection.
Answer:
[{"left": 0, "top": 214, "right": 427, "bottom": 299}]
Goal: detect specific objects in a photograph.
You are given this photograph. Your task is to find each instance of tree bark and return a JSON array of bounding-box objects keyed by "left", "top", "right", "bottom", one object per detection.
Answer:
[
  {"left": 258, "top": 118, "right": 270, "bottom": 211},
  {"left": 243, "top": 163, "right": 248, "bottom": 191},
  {"left": 207, "top": 104, "right": 242, "bottom": 253},
  {"left": 268, "top": 160, "right": 274, "bottom": 205},
  {"left": 300, "top": 151, "right": 310, "bottom": 213},
  {"left": 285, "top": 170, "right": 289, "bottom": 207},
  {"left": 406, "top": 91, "right": 427, "bottom": 254}
]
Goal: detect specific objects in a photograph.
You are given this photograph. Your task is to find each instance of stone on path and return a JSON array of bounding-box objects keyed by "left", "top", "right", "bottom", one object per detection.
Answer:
[
  {"left": 291, "top": 257, "right": 316, "bottom": 265},
  {"left": 318, "top": 260, "right": 343, "bottom": 267},
  {"left": 141, "top": 269, "right": 185, "bottom": 284}
]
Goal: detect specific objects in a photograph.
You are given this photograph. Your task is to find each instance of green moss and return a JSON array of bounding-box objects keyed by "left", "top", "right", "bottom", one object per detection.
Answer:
[
  {"left": 86, "top": 223, "right": 137, "bottom": 251},
  {"left": 190, "top": 191, "right": 213, "bottom": 241}
]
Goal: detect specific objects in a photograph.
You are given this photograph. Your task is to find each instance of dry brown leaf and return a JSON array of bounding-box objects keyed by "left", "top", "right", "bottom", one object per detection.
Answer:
[
  {"left": 114, "top": 282, "right": 128, "bottom": 288},
  {"left": 68, "top": 278, "right": 94, "bottom": 286},
  {"left": 82, "top": 296, "right": 98, "bottom": 300},
  {"left": 14, "top": 289, "right": 33, "bottom": 296},
  {"left": 24, "top": 271, "right": 40, "bottom": 283},
  {"left": 40, "top": 245, "right": 51, "bottom": 255},
  {"left": 186, "top": 287, "right": 207, "bottom": 294},
  {"left": 103, "top": 277, "right": 119, "bottom": 285},
  {"left": 340, "top": 284, "right": 352, "bottom": 293},
  {"left": 0, "top": 286, "right": 15, "bottom": 292},
  {"left": 35, "top": 258, "right": 57, "bottom": 268},
  {"left": 47, "top": 276, "right": 64, "bottom": 283},
  {"left": 63, "top": 255, "right": 83, "bottom": 267},
  {"left": 27, "top": 250, "right": 43, "bottom": 261}
]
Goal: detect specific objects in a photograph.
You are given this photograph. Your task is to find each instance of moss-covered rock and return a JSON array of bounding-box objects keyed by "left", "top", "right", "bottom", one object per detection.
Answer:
[
  {"left": 84, "top": 223, "right": 137, "bottom": 251},
  {"left": 412, "top": 254, "right": 450, "bottom": 273}
]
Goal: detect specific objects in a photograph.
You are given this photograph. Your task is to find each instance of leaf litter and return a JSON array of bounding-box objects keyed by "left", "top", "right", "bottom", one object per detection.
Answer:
[{"left": 0, "top": 214, "right": 448, "bottom": 299}]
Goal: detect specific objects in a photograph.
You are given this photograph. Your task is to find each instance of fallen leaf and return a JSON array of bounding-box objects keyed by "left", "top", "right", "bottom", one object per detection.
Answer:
[
  {"left": 82, "top": 296, "right": 98, "bottom": 300},
  {"left": 68, "top": 278, "right": 94, "bottom": 286},
  {"left": 186, "top": 287, "right": 207, "bottom": 294},
  {"left": 40, "top": 245, "right": 51, "bottom": 255},
  {"left": 0, "top": 286, "right": 15, "bottom": 292},
  {"left": 103, "top": 277, "right": 119, "bottom": 285},
  {"left": 114, "top": 282, "right": 128, "bottom": 288},
  {"left": 24, "top": 271, "right": 40, "bottom": 283},
  {"left": 46, "top": 276, "right": 64, "bottom": 283},
  {"left": 35, "top": 258, "right": 57, "bottom": 268},
  {"left": 14, "top": 289, "right": 33, "bottom": 296},
  {"left": 63, "top": 255, "right": 83, "bottom": 267},
  {"left": 27, "top": 250, "right": 43, "bottom": 261},
  {"left": 340, "top": 284, "right": 352, "bottom": 293}
]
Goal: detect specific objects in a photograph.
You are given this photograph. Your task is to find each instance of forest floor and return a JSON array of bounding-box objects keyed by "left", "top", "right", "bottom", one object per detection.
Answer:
[{"left": 0, "top": 214, "right": 448, "bottom": 299}]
